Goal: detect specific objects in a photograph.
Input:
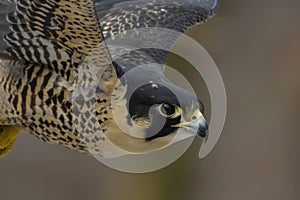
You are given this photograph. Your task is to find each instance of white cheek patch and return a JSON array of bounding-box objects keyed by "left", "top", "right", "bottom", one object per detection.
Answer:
[{"left": 132, "top": 117, "right": 151, "bottom": 127}]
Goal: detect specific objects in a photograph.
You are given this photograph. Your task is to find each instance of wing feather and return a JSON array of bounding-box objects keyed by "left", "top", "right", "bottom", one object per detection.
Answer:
[
  {"left": 95, "top": 0, "right": 218, "bottom": 71},
  {"left": 1, "top": 0, "right": 113, "bottom": 81}
]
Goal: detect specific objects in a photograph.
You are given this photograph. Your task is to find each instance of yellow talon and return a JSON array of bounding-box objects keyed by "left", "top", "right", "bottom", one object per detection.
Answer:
[{"left": 0, "top": 126, "right": 20, "bottom": 158}]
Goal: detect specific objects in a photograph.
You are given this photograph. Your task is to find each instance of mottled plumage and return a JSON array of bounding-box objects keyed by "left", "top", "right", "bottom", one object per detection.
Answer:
[{"left": 0, "top": 0, "right": 217, "bottom": 158}]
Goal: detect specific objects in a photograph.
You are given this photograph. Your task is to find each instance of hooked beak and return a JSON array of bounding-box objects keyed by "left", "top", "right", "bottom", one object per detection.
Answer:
[
  {"left": 197, "top": 117, "right": 209, "bottom": 139},
  {"left": 171, "top": 112, "right": 209, "bottom": 140}
]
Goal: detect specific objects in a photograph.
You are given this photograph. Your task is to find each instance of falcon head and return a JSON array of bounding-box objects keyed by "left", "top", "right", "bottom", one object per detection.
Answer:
[
  {"left": 104, "top": 65, "right": 208, "bottom": 155},
  {"left": 128, "top": 82, "right": 208, "bottom": 139}
]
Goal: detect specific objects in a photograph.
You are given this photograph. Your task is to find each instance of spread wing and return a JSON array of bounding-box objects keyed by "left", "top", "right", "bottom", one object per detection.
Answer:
[
  {"left": 0, "top": 0, "right": 114, "bottom": 81},
  {"left": 95, "top": 0, "right": 218, "bottom": 72},
  {"left": 97, "top": 0, "right": 218, "bottom": 34},
  {"left": 0, "top": 0, "right": 119, "bottom": 154},
  {"left": 0, "top": 0, "right": 218, "bottom": 75},
  {"left": 0, "top": 1, "right": 14, "bottom": 59}
]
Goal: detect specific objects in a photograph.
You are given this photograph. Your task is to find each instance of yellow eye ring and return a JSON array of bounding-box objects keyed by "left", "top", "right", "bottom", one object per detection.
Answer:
[{"left": 158, "top": 103, "right": 182, "bottom": 119}]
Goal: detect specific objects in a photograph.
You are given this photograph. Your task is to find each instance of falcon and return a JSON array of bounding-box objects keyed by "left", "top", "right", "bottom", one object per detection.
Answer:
[{"left": 0, "top": 0, "right": 218, "bottom": 158}]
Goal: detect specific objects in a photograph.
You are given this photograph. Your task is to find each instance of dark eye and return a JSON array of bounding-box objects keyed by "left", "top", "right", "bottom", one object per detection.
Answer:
[{"left": 158, "top": 103, "right": 182, "bottom": 118}]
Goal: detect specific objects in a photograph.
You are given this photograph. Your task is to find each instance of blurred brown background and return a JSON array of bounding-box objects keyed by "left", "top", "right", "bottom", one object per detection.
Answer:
[{"left": 1, "top": 0, "right": 299, "bottom": 199}]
